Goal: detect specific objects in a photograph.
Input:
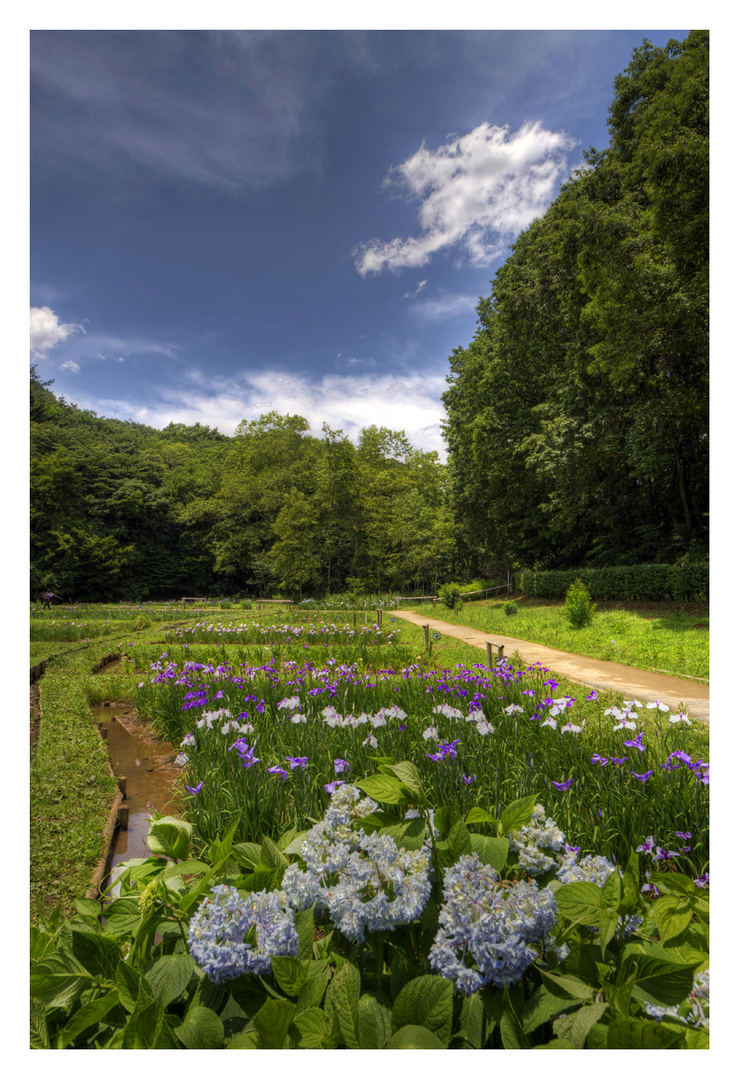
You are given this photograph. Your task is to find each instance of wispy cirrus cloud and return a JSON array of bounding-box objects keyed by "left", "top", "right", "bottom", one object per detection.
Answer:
[
  {"left": 410, "top": 291, "right": 479, "bottom": 321},
  {"left": 354, "top": 120, "right": 574, "bottom": 276},
  {"left": 30, "top": 30, "right": 367, "bottom": 193}
]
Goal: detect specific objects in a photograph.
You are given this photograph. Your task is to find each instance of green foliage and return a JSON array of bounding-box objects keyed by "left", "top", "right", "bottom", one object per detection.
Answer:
[
  {"left": 440, "top": 584, "right": 461, "bottom": 609},
  {"left": 514, "top": 562, "right": 708, "bottom": 602},
  {"left": 564, "top": 579, "right": 596, "bottom": 629},
  {"left": 503, "top": 601, "right": 518, "bottom": 617},
  {"left": 30, "top": 782, "right": 709, "bottom": 1050},
  {"left": 31, "top": 375, "right": 457, "bottom": 601},
  {"left": 442, "top": 32, "right": 708, "bottom": 572}
]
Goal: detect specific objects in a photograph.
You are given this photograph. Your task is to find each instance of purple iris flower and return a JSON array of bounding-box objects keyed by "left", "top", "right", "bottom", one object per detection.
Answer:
[
  {"left": 552, "top": 778, "right": 575, "bottom": 791},
  {"left": 591, "top": 753, "right": 609, "bottom": 766},
  {"left": 324, "top": 779, "right": 345, "bottom": 794},
  {"left": 334, "top": 759, "right": 351, "bottom": 774},
  {"left": 609, "top": 756, "right": 628, "bottom": 766},
  {"left": 636, "top": 836, "right": 655, "bottom": 853},
  {"left": 285, "top": 756, "right": 308, "bottom": 770},
  {"left": 185, "top": 780, "right": 204, "bottom": 796},
  {"left": 462, "top": 773, "right": 477, "bottom": 786},
  {"left": 624, "top": 732, "right": 646, "bottom": 752},
  {"left": 631, "top": 770, "right": 653, "bottom": 783},
  {"left": 268, "top": 766, "right": 288, "bottom": 778}
]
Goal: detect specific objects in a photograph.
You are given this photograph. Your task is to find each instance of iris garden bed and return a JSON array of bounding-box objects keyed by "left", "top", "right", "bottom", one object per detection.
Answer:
[{"left": 30, "top": 608, "right": 710, "bottom": 1049}]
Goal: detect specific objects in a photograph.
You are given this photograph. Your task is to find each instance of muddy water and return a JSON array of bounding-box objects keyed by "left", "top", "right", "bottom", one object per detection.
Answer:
[{"left": 93, "top": 704, "right": 181, "bottom": 876}]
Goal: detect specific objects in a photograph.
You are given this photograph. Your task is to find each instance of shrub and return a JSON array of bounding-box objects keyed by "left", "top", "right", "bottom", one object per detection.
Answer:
[
  {"left": 503, "top": 601, "right": 518, "bottom": 617},
  {"left": 441, "top": 585, "right": 461, "bottom": 609},
  {"left": 564, "top": 579, "right": 595, "bottom": 629}
]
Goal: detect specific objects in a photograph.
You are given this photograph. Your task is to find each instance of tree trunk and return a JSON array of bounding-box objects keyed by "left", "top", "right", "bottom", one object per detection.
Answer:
[{"left": 674, "top": 447, "right": 692, "bottom": 528}]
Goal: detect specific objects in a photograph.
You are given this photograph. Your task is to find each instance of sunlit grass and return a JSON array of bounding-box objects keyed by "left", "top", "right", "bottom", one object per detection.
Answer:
[{"left": 412, "top": 595, "right": 709, "bottom": 681}]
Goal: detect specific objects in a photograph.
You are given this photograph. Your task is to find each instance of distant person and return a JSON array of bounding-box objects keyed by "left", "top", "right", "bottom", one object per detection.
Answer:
[{"left": 42, "top": 590, "right": 54, "bottom": 609}]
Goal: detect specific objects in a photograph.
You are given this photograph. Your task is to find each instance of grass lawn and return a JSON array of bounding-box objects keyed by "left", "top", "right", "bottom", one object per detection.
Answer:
[{"left": 411, "top": 594, "right": 709, "bottom": 682}]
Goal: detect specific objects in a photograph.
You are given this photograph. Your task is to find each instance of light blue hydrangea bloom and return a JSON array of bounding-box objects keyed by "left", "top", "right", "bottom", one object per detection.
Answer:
[
  {"left": 281, "top": 784, "right": 432, "bottom": 944},
  {"left": 429, "top": 853, "right": 557, "bottom": 995},
  {"left": 188, "top": 884, "right": 298, "bottom": 983},
  {"left": 507, "top": 803, "right": 566, "bottom": 874}
]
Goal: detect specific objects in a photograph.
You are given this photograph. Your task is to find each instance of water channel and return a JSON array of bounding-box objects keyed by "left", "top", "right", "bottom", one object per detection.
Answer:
[{"left": 93, "top": 699, "right": 182, "bottom": 883}]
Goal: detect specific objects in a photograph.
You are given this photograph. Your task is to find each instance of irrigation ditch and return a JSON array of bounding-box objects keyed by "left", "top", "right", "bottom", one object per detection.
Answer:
[{"left": 31, "top": 650, "right": 183, "bottom": 905}]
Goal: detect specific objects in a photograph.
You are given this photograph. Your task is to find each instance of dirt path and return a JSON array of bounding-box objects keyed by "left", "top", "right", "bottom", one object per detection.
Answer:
[{"left": 393, "top": 610, "right": 709, "bottom": 724}]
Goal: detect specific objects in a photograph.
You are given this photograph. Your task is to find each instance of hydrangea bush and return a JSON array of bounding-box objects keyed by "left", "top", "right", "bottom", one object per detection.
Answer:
[{"left": 31, "top": 766, "right": 709, "bottom": 1049}]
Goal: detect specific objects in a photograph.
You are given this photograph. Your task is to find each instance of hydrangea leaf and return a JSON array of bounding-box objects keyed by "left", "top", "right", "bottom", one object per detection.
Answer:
[
  {"left": 357, "top": 773, "right": 413, "bottom": 805},
  {"left": 173, "top": 1005, "right": 225, "bottom": 1050},
  {"left": 147, "top": 816, "right": 192, "bottom": 862},
  {"left": 292, "top": 1006, "right": 333, "bottom": 1048},
  {"left": 387, "top": 1024, "right": 446, "bottom": 1048},
  {"left": 499, "top": 794, "right": 538, "bottom": 837},
  {"left": 252, "top": 998, "right": 296, "bottom": 1048},
  {"left": 553, "top": 881, "right": 602, "bottom": 925},
  {"left": 469, "top": 833, "right": 509, "bottom": 872},
  {"left": 391, "top": 975, "right": 453, "bottom": 1045},
  {"left": 142, "top": 953, "right": 195, "bottom": 1008},
  {"left": 357, "top": 993, "right": 392, "bottom": 1048},
  {"left": 325, "top": 960, "right": 361, "bottom": 1048}
]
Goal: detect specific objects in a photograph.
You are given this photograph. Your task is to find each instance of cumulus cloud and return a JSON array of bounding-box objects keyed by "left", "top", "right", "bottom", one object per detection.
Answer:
[
  {"left": 60, "top": 360, "right": 80, "bottom": 374},
  {"left": 77, "top": 368, "right": 450, "bottom": 458},
  {"left": 30, "top": 306, "right": 83, "bottom": 358},
  {"left": 354, "top": 121, "right": 574, "bottom": 275}
]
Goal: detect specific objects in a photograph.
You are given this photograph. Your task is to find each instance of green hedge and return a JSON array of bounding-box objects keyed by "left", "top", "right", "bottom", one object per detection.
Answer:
[{"left": 513, "top": 563, "right": 708, "bottom": 603}]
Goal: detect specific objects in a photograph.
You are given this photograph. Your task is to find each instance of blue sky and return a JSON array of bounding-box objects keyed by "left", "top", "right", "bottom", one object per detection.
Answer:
[{"left": 30, "top": 23, "right": 692, "bottom": 457}]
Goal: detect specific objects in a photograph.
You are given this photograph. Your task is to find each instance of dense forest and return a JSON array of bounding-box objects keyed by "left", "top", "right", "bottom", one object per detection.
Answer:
[
  {"left": 30, "top": 32, "right": 708, "bottom": 602},
  {"left": 30, "top": 377, "right": 457, "bottom": 600}
]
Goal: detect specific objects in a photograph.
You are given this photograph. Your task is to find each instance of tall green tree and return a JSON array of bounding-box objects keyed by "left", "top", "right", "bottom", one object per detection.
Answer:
[{"left": 443, "top": 31, "right": 708, "bottom": 572}]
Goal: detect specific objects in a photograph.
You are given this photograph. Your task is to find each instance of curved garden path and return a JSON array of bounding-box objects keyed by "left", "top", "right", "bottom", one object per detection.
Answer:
[{"left": 393, "top": 610, "right": 709, "bottom": 724}]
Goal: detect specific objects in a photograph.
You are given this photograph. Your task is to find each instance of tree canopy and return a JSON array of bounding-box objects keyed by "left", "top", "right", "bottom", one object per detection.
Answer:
[{"left": 442, "top": 31, "right": 708, "bottom": 572}]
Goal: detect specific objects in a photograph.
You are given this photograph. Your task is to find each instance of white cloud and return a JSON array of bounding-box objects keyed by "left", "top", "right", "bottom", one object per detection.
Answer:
[
  {"left": 77, "top": 368, "right": 450, "bottom": 458},
  {"left": 410, "top": 291, "right": 479, "bottom": 321},
  {"left": 30, "top": 306, "right": 83, "bottom": 358},
  {"left": 354, "top": 121, "right": 574, "bottom": 275},
  {"left": 402, "top": 280, "right": 428, "bottom": 300},
  {"left": 60, "top": 360, "right": 80, "bottom": 374}
]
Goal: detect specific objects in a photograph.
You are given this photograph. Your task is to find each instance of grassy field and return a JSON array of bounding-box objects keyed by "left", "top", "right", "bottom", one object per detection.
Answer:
[{"left": 410, "top": 594, "right": 709, "bottom": 682}]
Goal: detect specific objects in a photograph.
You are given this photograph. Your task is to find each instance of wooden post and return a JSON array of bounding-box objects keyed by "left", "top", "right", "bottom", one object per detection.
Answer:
[
  {"left": 423, "top": 624, "right": 430, "bottom": 652},
  {"left": 118, "top": 776, "right": 127, "bottom": 798},
  {"left": 497, "top": 644, "right": 505, "bottom": 663},
  {"left": 486, "top": 642, "right": 493, "bottom": 670},
  {"left": 377, "top": 609, "right": 382, "bottom": 626},
  {"left": 353, "top": 612, "right": 357, "bottom": 627},
  {"left": 118, "top": 805, "right": 129, "bottom": 831}
]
